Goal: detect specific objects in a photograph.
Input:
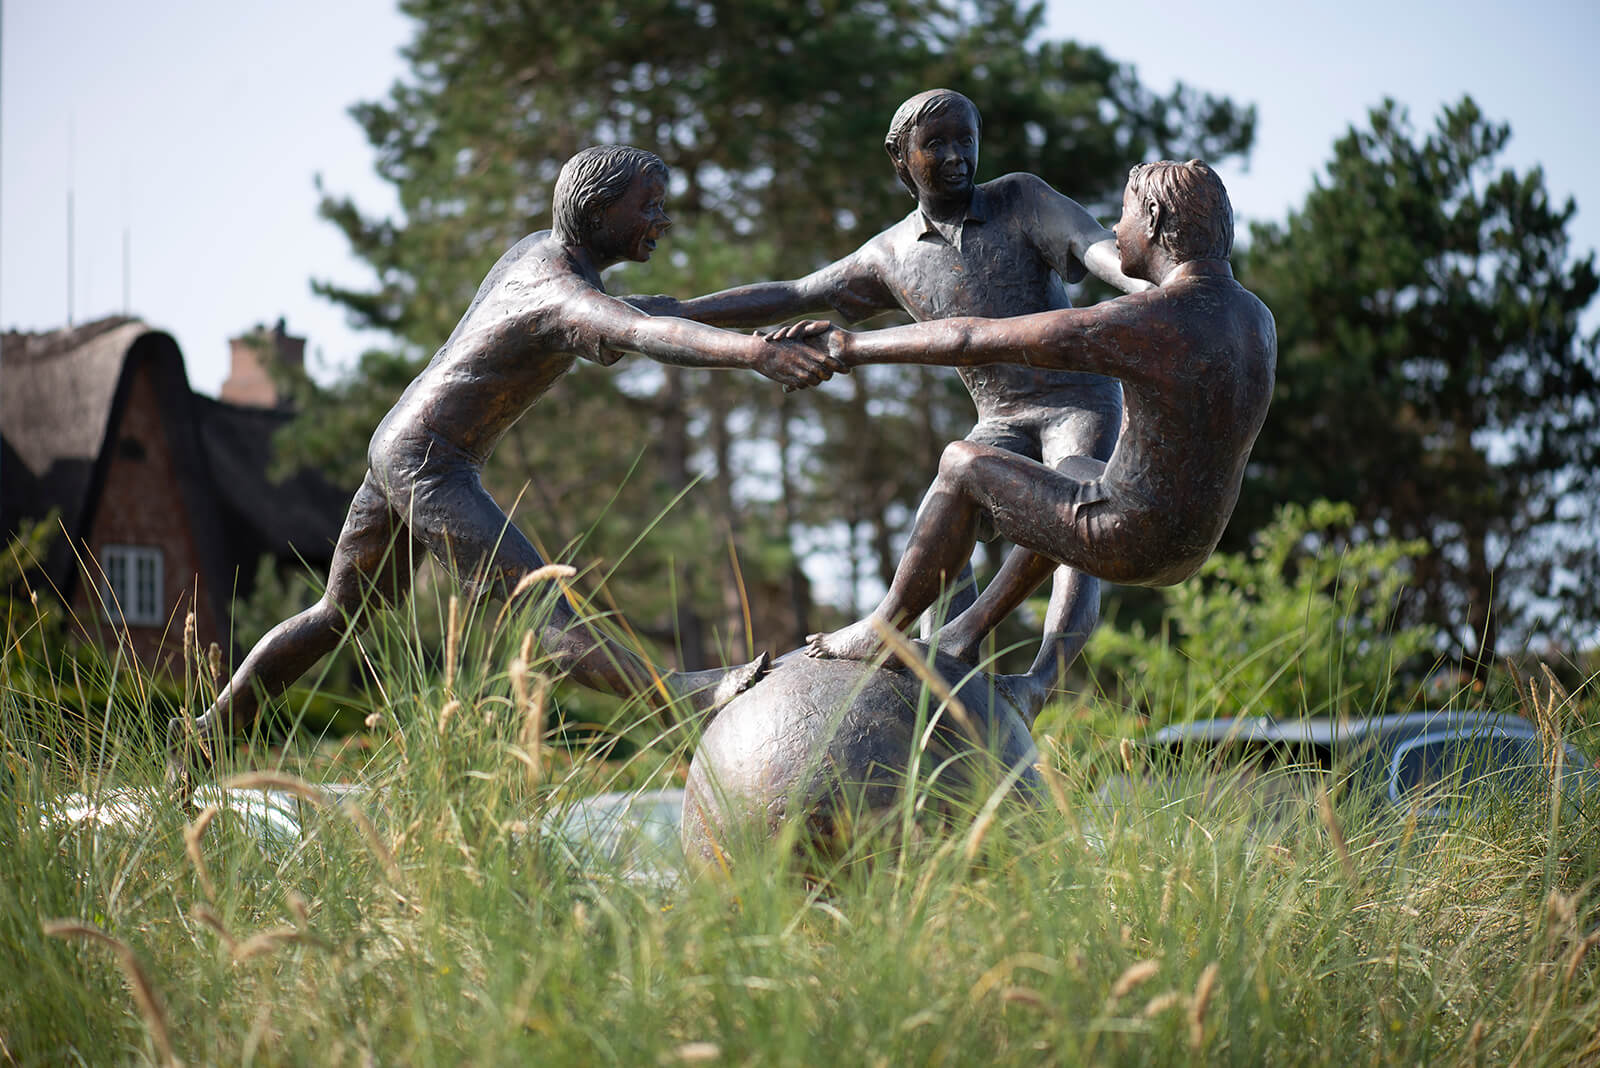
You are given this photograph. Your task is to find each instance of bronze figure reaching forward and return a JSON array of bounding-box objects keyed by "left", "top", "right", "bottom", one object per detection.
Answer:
[
  {"left": 171, "top": 145, "right": 839, "bottom": 779},
  {"left": 795, "top": 160, "right": 1277, "bottom": 663},
  {"left": 632, "top": 89, "right": 1150, "bottom": 703}
]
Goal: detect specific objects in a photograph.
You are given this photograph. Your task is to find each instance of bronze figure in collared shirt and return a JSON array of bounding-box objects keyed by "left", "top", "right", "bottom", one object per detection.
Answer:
[
  {"left": 801, "top": 160, "right": 1276, "bottom": 700},
  {"left": 638, "top": 90, "right": 1148, "bottom": 690}
]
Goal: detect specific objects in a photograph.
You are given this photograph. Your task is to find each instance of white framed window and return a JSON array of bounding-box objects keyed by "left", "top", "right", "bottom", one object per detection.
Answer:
[{"left": 100, "top": 545, "right": 164, "bottom": 626}]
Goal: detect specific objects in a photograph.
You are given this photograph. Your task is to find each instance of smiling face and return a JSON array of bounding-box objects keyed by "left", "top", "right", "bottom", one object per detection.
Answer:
[
  {"left": 901, "top": 104, "right": 979, "bottom": 207},
  {"left": 592, "top": 170, "right": 671, "bottom": 265}
]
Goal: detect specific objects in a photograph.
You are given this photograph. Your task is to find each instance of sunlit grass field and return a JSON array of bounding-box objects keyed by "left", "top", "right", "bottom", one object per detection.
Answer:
[{"left": 4, "top": 576, "right": 1599, "bottom": 1066}]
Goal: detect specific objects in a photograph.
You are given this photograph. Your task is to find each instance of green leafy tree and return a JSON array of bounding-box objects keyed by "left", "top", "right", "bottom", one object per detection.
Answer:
[
  {"left": 1082, "top": 501, "right": 1440, "bottom": 728},
  {"left": 287, "top": 0, "right": 1254, "bottom": 667},
  {"left": 1238, "top": 98, "right": 1600, "bottom": 666}
]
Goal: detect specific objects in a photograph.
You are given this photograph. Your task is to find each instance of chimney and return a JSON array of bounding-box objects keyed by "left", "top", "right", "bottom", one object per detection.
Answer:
[{"left": 220, "top": 317, "right": 305, "bottom": 408}]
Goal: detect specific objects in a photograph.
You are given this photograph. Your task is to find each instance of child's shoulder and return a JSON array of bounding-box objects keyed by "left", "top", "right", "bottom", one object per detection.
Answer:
[
  {"left": 492, "top": 232, "right": 597, "bottom": 292},
  {"left": 978, "top": 171, "right": 1063, "bottom": 210}
]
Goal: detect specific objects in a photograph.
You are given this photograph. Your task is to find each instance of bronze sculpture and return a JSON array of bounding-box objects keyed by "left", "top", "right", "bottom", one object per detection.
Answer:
[
  {"left": 632, "top": 89, "right": 1151, "bottom": 706},
  {"left": 169, "top": 146, "right": 840, "bottom": 781},
  {"left": 795, "top": 160, "right": 1277, "bottom": 663},
  {"left": 681, "top": 648, "right": 1041, "bottom": 869},
  {"left": 684, "top": 159, "right": 1273, "bottom": 863}
]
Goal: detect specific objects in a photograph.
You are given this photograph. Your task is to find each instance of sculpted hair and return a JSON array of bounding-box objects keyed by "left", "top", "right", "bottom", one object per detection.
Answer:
[
  {"left": 884, "top": 89, "right": 981, "bottom": 196},
  {"left": 552, "top": 145, "right": 668, "bottom": 244},
  {"left": 1127, "top": 159, "right": 1234, "bottom": 262}
]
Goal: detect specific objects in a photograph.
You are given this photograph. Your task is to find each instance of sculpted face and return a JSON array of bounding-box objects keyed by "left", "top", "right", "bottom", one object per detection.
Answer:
[
  {"left": 903, "top": 105, "right": 979, "bottom": 205},
  {"left": 594, "top": 171, "right": 671, "bottom": 264}
]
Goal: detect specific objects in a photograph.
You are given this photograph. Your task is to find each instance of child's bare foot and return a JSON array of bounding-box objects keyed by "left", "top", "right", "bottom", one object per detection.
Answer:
[
  {"left": 804, "top": 617, "right": 892, "bottom": 661},
  {"left": 992, "top": 673, "right": 1052, "bottom": 729},
  {"left": 929, "top": 622, "right": 983, "bottom": 666},
  {"left": 673, "top": 651, "right": 772, "bottom": 717}
]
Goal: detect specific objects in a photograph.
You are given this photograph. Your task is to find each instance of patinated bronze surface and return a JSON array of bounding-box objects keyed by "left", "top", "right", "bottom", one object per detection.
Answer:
[
  {"left": 169, "top": 146, "right": 839, "bottom": 780},
  {"left": 800, "top": 160, "right": 1277, "bottom": 664},
  {"left": 634, "top": 90, "right": 1150, "bottom": 696},
  {"left": 681, "top": 649, "right": 1041, "bottom": 868}
]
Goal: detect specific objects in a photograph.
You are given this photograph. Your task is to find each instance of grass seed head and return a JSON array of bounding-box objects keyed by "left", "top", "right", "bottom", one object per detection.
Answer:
[
  {"left": 1109, "top": 959, "right": 1160, "bottom": 1002},
  {"left": 1144, "top": 991, "right": 1186, "bottom": 1017},
  {"left": 183, "top": 804, "right": 221, "bottom": 901},
  {"left": 44, "top": 921, "right": 178, "bottom": 1067},
  {"left": 439, "top": 698, "right": 460, "bottom": 735},
  {"left": 1190, "top": 962, "right": 1219, "bottom": 1047}
]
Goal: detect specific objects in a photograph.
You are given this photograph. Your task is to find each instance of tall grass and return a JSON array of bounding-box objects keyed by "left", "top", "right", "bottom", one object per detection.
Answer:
[{"left": 4, "top": 565, "right": 1599, "bottom": 1065}]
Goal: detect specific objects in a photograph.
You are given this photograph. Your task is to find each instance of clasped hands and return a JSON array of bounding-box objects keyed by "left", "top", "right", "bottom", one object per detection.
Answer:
[{"left": 759, "top": 319, "right": 851, "bottom": 392}]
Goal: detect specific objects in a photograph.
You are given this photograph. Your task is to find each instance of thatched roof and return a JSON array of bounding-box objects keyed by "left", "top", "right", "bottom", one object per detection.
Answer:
[
  {"left": 1, "top": 316, "right": 349, "bottom": 617},
  {"left": 2, "top": 317, "right": 148, "bottom": 546}
]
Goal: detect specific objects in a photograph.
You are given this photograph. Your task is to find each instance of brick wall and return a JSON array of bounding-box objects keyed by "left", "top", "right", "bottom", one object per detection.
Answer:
[{"left": 73, "top": 361, "right": 217, "bottom": 671}]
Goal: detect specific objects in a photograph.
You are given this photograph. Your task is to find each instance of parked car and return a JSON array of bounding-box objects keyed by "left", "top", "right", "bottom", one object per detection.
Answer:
[{"left": 1136, "top": 710, "right": 1600, "bottom": 819}]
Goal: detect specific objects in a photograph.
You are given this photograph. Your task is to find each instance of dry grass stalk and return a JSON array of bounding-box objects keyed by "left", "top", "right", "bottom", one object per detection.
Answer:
[
  {"left": 963, "top": 803, "right": 998, "bottom": 863},
  {"left": 232, "top": 929, "right": 308, "bottom": 962},
  {"left": 866, "top": 616, "right": 981, "bottom": 747},
  {"left": 221, "top": 772, "right": 403, "bottom": 887},
  {"left": 1143, "top": 991, "right": 1186, "bottom": 1017},
  {"left": 1533, "top": 666, "right": 1572, "bottom": 831},
  {"left": 1034, "top": 753, "right": 1079, "bottom": 833},
  {"left": 445, "top": 594, "right": 461, "bottom": 696},
  {"left": 1317, "top": 786, "right": 1357, "bottom": 883},
  {"left": 182, "top": 804, "right": 220, "bottom": 901},
  {"left": 1465, "top": 1018, "right": 1485, "bottom": 1056},
  {"left": 438, "top": 698, "right": 461, "bottom": 735},
  {"left": 1001, "top": 986, "right": 1047, "bottom": 1009},
  {"left": 968, "top": 952, "right": 1059, "bottom": 1004},
  {"left": 1189, "top": 962, "right": 1219, "bottom": 1048},
  {"left": 182, "top": 610, "right": 196, "bottom": 678},
  {"left": 44, "top": 920, "right": 179, "bottom": 1067},
  {"left": 665, "top": 1042, "right": 721, "bottom": 1064},
  {"left": 287, "top": 891, "right": 310, "bottom": 929},
  {"left": 507, "top": 563, "right": 577, "bottom": 603},
  {"left": 509, "top": 630, "right": 549, "bottom": 785},
  {"left": 1108, "top": 959, "right": 1160, "bottom": 1003},
  {"left": 190, "top": 904, "right": 237, "bottom": 954},
  {"left": 1563, "top": 930, "right": 1600, "bottom": 987}
]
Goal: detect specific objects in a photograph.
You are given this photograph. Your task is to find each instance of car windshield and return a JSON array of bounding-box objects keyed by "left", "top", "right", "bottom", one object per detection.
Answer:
[{"left": 1390, "top": 733, "right": 1541, "bottom": 811}]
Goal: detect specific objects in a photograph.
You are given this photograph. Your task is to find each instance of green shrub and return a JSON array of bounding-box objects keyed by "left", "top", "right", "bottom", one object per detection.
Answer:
[{"left": 1083, "top": 500, "right": 1439, "bottom": 727}]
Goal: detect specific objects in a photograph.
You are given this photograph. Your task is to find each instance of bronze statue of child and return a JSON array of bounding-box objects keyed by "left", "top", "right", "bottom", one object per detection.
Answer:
[
  {"left": 634, "top": 89, "right": 1150, "bottom": 704},
  {"left": 170, "top": 145, "right": 840, "bottom": 782},
  {"left": 794, "top": 160, "right": 1277, "bottom": 666}
]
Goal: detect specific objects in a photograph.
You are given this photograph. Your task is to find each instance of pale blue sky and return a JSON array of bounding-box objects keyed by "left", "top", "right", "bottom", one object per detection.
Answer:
[{"left": 4, "top": 0, "right": 1597, "bottom": 396}]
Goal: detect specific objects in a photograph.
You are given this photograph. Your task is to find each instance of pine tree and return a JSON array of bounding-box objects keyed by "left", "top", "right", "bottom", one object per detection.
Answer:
[{"left": 1239, "top": 97, "right": 1600, "bottom": 665}]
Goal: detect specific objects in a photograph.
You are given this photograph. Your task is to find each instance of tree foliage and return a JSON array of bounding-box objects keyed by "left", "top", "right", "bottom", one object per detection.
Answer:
[
  {"left": 287, "top": 0, "right": 1254, "bottom": 668},
  {"left": 1238, "top": 98, "right": 1600, "bottom": 663}
]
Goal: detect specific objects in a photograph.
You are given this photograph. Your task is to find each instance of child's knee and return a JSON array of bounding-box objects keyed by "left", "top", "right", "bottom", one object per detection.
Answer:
[{"left": 938, "top": 439, "right": 983, "bottom": 482}]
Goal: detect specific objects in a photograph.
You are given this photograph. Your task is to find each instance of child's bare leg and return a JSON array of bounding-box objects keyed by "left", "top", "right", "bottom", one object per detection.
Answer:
[
  {"left": 807, "top": 444, "right": 991, "bottom": 661},
  {"left": 936, "top": 546, "right": 1056, "bottom": 664},
  {"left": 474, "top": 511, "right": 764, "bottom": 725},
  {"left": 1027, "top": 565, "right": 1098, "bottom": 683},
  {"left": 168, "top": 477, "right": 415, "bottom": 792}
]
